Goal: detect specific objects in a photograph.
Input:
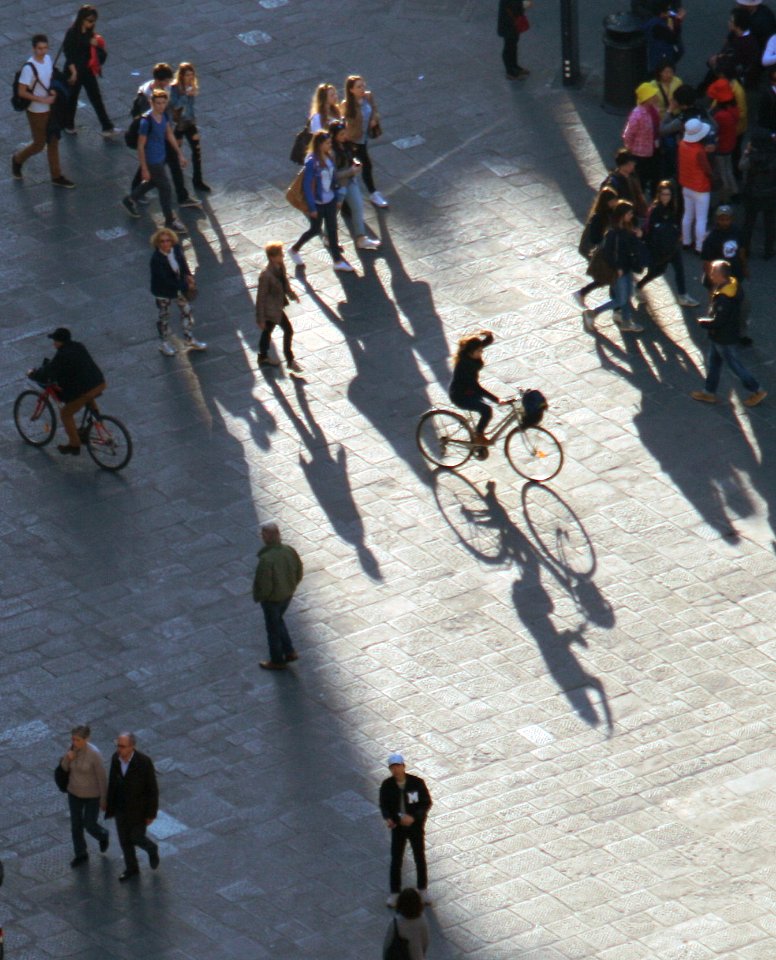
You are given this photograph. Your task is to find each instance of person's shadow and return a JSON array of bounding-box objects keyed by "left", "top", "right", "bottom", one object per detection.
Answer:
[{"left": 434, "top": 472, "right": 614, "bottom": 732}]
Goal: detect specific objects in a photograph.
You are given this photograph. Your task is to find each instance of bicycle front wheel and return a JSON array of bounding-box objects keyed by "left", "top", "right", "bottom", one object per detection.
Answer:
[
  {"left": 14, "top": 390, "right": 57, "bottom": 446},
  {"left": 505, "top": 426, "right": 563, "bottom": 483},
  {"left": 86, "top": 415, "right": 133, "bottom": 471},
  {"left": 416, "top": 410, "right": 474, "bottom": 468}
]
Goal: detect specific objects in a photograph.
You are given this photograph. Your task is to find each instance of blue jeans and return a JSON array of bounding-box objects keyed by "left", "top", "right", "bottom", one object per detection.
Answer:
[
  {"left": 705, "top": 342, "right": 759, "bottom": 395},
  {"left": 338, "top": 179, "right": 366, "bottom": 237},
  {"left": 261, "top": 599, "right": 295, "bottom": 663},
  {"left": 68, "top": 793, "right": 108, "bottom": 857},
  {"left": 593, "top": 272, "right": 633, "bottom": 323}
]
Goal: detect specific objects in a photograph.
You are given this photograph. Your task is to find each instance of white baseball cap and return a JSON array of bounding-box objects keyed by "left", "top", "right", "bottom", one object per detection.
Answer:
[{"left": 387, "top": 753, "right": 405, "bottom": 767}]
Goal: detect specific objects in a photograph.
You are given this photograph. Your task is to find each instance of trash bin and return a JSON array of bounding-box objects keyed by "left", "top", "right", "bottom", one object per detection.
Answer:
[{"left": 602, "top": 12, "right": 646, "bottom": 114}]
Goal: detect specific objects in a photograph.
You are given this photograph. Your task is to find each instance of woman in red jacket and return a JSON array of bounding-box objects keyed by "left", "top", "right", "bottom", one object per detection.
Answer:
[
  {"left": 707, "top": 77, "right": 740, "bottom": 203},
  {"left": 678, "top": 118, "right": 713, "bottom": 254}
]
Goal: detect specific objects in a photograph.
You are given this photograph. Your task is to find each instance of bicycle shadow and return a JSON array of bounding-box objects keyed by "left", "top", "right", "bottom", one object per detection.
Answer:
[{"left": 433, "top": 471, "right": 614, "bottom": 732}]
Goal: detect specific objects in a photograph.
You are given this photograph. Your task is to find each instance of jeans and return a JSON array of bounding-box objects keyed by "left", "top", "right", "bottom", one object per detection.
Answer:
[
  {"left": 64, "top": 69, "right": 113, "bottom": 131},
  {"left": 352, "top": 143, "right": 376, "bottom": 194},
  {"left": 338, "top": 179, "right": 367, "bottom": 237},
  {"left": 259, "top": 312, "right": 294, "bottom": 362},
  {"left": 681, "top": 187, "right": 710, "bottom": 252},
  {"left": 261, "top": 599, "right": 295, "bottom": 663},
  {"left": 130, "top": 162, "right": 174, "bottom": 222},
  {"left": 636, "top": 250, "right": 686, "bottom": 296},
  {"left": 293, "top": 200, "right": 340, "bottom": 261},
  {"left": 451, "top": 395, "right": 493, "bottom": 434},
  {"left": 68, "top": 793, "right": 109, "bottom": 857},
  {"left": 115, "top": 814, "right": 158, "bottom": 872},
  {"left": 14, "top": 110, "right": 61, "bottom": 178},
  {"left": 390, "top": 824, "right": 427, "bottom": 893},
  {"left": 593, "top": 272, "right": 633, "bottom": 323},
  {"left": 705, "top": 342, "right": 759, "bottom": 395},
  {"left": 132, "top": 142, "right": 188, "bottom": 203}
]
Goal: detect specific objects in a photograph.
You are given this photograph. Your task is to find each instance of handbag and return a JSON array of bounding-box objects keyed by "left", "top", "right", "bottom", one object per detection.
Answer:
[
  {"left": 514, "top": 13, "right": 530, "bottom": 33},
  {"left": 87, "top": 35, "right": 106, "bottom": 77},
  {"left": 383, "top": 919, "right": 411, "bottom": 960},
  {"left": 289, "top": 123, "right": 312, "bottom": 165},
  {"left": 586, "top": 245, "right": 618, "bottom": 285},
  {"left": 368, "top": 120, "right": 383, "bottom": 139},
  {"left": 54, "top": 763, "right": 69, "bottom": 793},
  {"left": 286, "top": 168, "right": 310, "bottom": 215},
  {"left": 184, "top": 278, "right": 198, "bottom": 302}
]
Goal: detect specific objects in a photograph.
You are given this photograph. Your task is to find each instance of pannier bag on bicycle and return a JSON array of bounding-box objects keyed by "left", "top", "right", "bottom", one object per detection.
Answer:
[{"left": 521, "top": 389, "right": 547, "bottom": 428}]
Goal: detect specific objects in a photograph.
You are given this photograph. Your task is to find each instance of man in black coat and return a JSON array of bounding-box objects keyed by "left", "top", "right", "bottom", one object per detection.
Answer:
[
  {"left": 379, "top": 753, "right": 432, "bottom": 907},
  {"left": 105, "top": 732, "right": 160, "bottom": 881}
]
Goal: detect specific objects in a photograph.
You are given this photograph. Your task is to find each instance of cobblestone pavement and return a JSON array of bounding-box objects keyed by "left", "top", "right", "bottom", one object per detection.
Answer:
[{"left": 1, "top": 1, "right": 775, "bottom": 958}]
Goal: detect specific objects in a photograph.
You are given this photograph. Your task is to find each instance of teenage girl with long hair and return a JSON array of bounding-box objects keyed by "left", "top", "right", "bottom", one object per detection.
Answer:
[
  {"left": 342, "top": 75, "right": 388, "bottom": 208},
  {"left": 448, "top": 331, "right": 506, "bottom": 446},
  {"left": 573, "top": 185, "right": 619, "bottom": 307},
  {"left": 309, "top": 83, "right": 340, "bottom": 133},
  {"left": 62, "top": 4, "right": 119, "bottom": 136},
  {"left": 170, "top": 62, "right": 210, "bottom": 192},
  {"left": 635, "top": 180, "right": 699, "bottom": 306},
  {"left": 582, "top": 200, "right": 645, "bottom": 334}
]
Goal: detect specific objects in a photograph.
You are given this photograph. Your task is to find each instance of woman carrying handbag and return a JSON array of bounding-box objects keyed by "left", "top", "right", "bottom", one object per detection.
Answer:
[
  {"left": 342, "top": 75, "right": 388, "bottom": 208},
  {"left": 497, "top": 0, "right": 532, "bottom": 81},
  {"left": 62, "top": 4, "right": 119, "bottom": 136},
  {"left": 149, "top": 227, "right": 207, "bottom": 355}
]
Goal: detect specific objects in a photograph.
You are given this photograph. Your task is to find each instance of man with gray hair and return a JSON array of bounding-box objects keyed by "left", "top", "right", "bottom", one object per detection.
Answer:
[
  {"left": 252, "top": 521, "right": 304, "bottom": 670},
  {"left": 105, "top": 732, "right": 159, "bottom": 882}
]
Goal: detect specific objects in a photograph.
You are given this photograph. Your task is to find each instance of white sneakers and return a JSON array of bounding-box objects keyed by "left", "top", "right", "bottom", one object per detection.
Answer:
[
  {"left": 356, "top": 236, "right": 381, "bottom": 250},
  {"left": 333, "top": 259, "right": 355, "bottom": 272},
  {"left": 386, "top": 894, "right": 398, "bottom": 909},
  {"left": 287, "top": 359, "right": 303, "bottom": 372},
  {"left": 289, "top": 249, "right": 304, "bottom": 266},
  {"left": 159, "top": 341, "right": 176, "bottom": 356},
  {"left": 677, "top": 293, "right": 700, "bottom": 307},
  {"left": 160, "top": 338, "right": 207, "bottom": 355},
  {"left": 186, "top": 337, "right": 208, "bottom": 351},
  {"left": 370, "top": 191, "right": 389, "bottom": 208}
]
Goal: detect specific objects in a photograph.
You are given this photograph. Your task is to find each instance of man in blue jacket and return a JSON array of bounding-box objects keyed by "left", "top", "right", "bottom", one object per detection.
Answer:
[{"left": 379, "top": 753, "right": 433, "bottom": 908}]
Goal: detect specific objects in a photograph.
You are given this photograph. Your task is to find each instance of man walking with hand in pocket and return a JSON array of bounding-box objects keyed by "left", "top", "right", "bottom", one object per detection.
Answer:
[{"left": 380, "top": 754, "right": 433, "bottom": 908}]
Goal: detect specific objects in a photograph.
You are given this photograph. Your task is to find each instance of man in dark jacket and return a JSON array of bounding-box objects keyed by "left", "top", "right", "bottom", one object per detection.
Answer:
[
  {"left": 252, "top": 521, "right": 304, "bottom": 670},
  {"left": 379, "top": 753, "right": 433, "bottom": 907},
  {"left": 691, "top": 260, "right": 766, "bottom": 406},
  {"left": 105, "top": 732, "right": 160, "bottom": 881},
  {"left": 497, "top": 0, "right": 532, "bottom": 80},
  {"left": 741, "top": 135, "right": 776, "bottom": 258},
  {"left": 29, "top": 327, "right": 105, "bottom": 456}
]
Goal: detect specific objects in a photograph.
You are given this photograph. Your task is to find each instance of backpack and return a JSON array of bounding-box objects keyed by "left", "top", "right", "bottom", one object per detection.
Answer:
[
  {"left": 124, "top": 110, "right": 151, "bottom": 149},
  {"left": 11, "top": 60, "right": 40, "bottom": 111},
  {"left": 521, "top": 389, "right": 548, "bottom": 428},
  {"left": 130, "top": 88, "right": 150, "bottom": 118},
  {"left": 383, "top": 919, "right": 411, "bottom": 960}
]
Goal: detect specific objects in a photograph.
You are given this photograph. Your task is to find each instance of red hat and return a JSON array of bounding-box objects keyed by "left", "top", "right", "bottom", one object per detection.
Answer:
[{"left": 707, "top": 78, "right": 734, "bottom": 102}]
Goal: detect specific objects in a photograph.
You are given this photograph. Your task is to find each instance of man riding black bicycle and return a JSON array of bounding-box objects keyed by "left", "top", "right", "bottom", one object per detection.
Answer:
[{"left": 29, "top": 328, "right": 106, "bottom": 456}]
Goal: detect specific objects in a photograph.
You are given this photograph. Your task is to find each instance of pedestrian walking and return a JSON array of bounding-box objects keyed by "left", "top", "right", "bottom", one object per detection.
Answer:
[
  {"left": 122, "top": 88, "right": 188, "bottom": 234},
  {"left": 170, "top": 62, "right": 210, "bottom": 193},
  {"left": 330, "top": 119, "right": 381, "bottom": 251},
  {"left": 256, "top": 242, "right": 301, "bottom": 370},
  {"left": 252, "top": 522, "right": 304, "bottom": 671},
  {"left": 707, "top": 78, "right": 740, "bottom": 203},
  {"left": 380, "top": 754, "right": 433, "bottom": 908},
  {"left": 11, "top": 34, "right": 75, "bottom": 188},
  {"left": 691, "top": 260, "right": 767, "bottom": 406},
  {"left": 678, "top": 118, "right": 713, "bottom": 254},
  {"left": 573, "top": 186, "right": 620, "bottom": 308},
  {"left": 497, "top": 0, "right": 533, "bottom": 80},
  {"left": 62, "top": 5, "right": 120, "bottom": 137},
  {"left": 309, "top": 82, "right": 341, "bottom": 132},
  {"left": 341, "top": 75, "right": 389, "bottom": 208},
  {"left": 383, "top": 888, "right": 430, "bottom": 960},
  {"left": 105, "top": 732, "right": 160, "bottom": 882},
  {"left": 635, "top": 180, "right": 699, "bottom": 306},
  {"left": 59, "top": 725, "right": 110, "bottom": 868},
  {"left": 622, "top": 83, "right": 662, "bottom": 198},
  {"left": 741, "top": 134, "right": 776, "bottom": 259},
  {"left": 149, "top": 227, "right": 206, "bottom": 355}
]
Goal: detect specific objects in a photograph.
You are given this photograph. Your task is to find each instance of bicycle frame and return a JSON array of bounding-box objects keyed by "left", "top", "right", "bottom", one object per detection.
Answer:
[
  {"left": 458, "top": 398, "right": 523, "bottom": 446},
  {"left": 33, "top": 383, "right": 101, "bottom": 428}
]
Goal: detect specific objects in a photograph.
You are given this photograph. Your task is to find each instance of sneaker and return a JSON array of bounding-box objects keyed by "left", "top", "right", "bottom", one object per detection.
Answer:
[
  {"left": 356, "top": 236, "right": 381, "bottom": 250},
  {"left": 258, "top": 356, "right": 281, "bottom": 367},
  {"left": 136, "top": 195, "right": 150, "bottom": 205},
  {"left": 386, "top": 894, "right": 399, "bottom": 909},
  {"left": 289, "top": 249, "right": 304, "bottom": 266},
  {"left": 122, "top": 196, "right": 140, "bottom": 218},
  {"left": 744, "top": 389, "right": 767, "bottom": 407},
  {"left": 159, "top": 341, "right": 176, "bottom": 356},
  {"left": 99, "top": 833, "right": 109, "bottom": 853},
  {"left": 618, "top": 322, "right": 644, "bottom": 333},
  {"left": 166, "top": 218, "right": 188, "bottom": 234},
  {"left": 572, "top": 290, "right": 586, "bottom": 308},
  {"left": 259, "top": 660, "right": 287, "bottom": 671},
  {"left": 185, "top": 337, "right": 207, "bottom": 351},
  {"left": 287, "top": 359, "right": 303, "bottom": 372},
  {"left": 419, "top": 889, "right": 432, "bottom": 905},
  {"left": 677, "top": 293, "right": 700, "bottom": 307},
  {"left": 57, "top": 444, "right": 81, "bottom": 456},
  {"left": 515, "top": 66, "right": 530, "bottom": 78},
  {"left": 52, "top": 176, "right": 76, "bottom": 189},
  {"left": 582, "top": 309, "right": 596, "bottom": 332},
  {"left": 11, "top": 155, "right": 23, "bottom": 180},
  {"left": 179, "top": 196, "right": 201, "bottom": 208},
  {"left": 64, "top": 127, "right": 77, "bottom": 135},
  {"left": 70, "top": 854, "right": 89, "bottom": 868},
  {"left": 193, "top": 179, "right": 212, "bottom": 192},
  {"left": 284, "top": 651, "right": 299, "bottom": 662},
  {"left": 101, "top": 127, "right": 122, "bottom": 139},
  {"left": 634, "top": 287, "right": 646, "bottom": 303},
  {"left": 691, "top": 390, "right": 717, "bottom": 404},
  {"left": 370, "top": 191, "right": 389, "bottom": 208},
  {"left": 333, "top": 259, "right": 355, "bottom": 272}
]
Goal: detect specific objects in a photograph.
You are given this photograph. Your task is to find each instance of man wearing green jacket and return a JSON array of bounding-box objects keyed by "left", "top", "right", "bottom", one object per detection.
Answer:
[{"left": 252, "top": 521, "right": 304, "bottom": 670}]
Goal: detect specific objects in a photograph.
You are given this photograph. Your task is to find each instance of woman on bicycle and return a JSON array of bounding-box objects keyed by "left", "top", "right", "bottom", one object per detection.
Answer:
[{"left": 449, "top": 331, "right": 505, "bottom": 446}]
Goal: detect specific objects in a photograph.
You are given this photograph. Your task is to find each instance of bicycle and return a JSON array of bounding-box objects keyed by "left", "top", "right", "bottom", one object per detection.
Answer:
[
  {"left": 14, "top": 381, "right": 133, "bottom": 472},
  {"left": 416, "top": 390, "right": 563, "bottom": 483}
]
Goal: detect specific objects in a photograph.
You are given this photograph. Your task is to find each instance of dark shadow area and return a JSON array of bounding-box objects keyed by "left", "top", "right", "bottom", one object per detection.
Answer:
[{"left": 433, "top": 470, "right": 614, "bottom": 731}]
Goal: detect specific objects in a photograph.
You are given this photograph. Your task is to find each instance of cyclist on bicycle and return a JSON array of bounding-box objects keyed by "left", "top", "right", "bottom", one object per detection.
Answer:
[
  {"left": 29, "top": 327, "right": 106, "bottom": 456},
  {"left": 449, "top": 330, "right": 506, "bottom": 445}
]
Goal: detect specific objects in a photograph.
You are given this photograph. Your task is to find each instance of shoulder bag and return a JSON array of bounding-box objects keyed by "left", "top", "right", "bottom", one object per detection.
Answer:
[
  {"left": 286, "top": 168, "right": 310, "bottom": 216},
  {"left": 383, "top": 919, "right": 411, "bottom": 960},
  {"left": 54, "top": 763, "right": 69, "bottom": 793},
  {"left": 289, "top": 121, "right": 312, "bottom": 165}
]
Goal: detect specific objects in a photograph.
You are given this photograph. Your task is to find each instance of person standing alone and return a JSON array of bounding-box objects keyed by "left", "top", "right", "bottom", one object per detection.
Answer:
[
  {"left": 379, "top": 754, "right": 433, "bottom": 908},
  {"left": 497, "top": 0, "right": 532, "bottom": 80},
  {"left": 252, "top": 522, "right": 304, "bottom": 670},
  {"left": 105, "top": 732, "right": 160, "bottom": 882}
]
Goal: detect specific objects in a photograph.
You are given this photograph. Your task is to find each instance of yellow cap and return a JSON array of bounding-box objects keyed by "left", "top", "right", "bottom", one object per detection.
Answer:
[{"left": 636, "top": 82, "right": 656, "bottom": 104}]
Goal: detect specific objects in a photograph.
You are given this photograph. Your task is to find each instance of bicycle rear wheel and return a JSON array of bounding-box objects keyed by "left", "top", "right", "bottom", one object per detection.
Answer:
[
  {"left": 14, "top": 390, "right": 57, "bottom": 446},
  {"left": 416, "top": 410, "right": 474, "bottom": 468},
  {"left": 86, "top": 415, "right": 133, "bottom": 471},
  {"left": 505, "top": 426, "right": 563, "bottom": 482}
]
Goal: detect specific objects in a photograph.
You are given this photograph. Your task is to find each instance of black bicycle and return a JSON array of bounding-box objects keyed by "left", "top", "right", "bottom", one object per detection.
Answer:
[{"left": 14, "top": 381, "right": 133, "bottom": 472}]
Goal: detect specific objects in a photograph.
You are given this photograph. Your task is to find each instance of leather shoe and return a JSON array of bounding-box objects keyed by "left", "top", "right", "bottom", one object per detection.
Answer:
[
  {"left": 70, "top": 854, "right": 88, "bottom": 868},
  {"left": 118, "top": 869, "right": 139, "bottom": 882},
  {"left": 57, "top": 444, "right": 81, "bottom": 456},
  {"left": 259, "top": 660, "right": 286, "bottom": 670},
  {"left": 149, "top": 849, "right": 160, "bottom": 870},
  {"left": 284, "top": 652, "right": 299, "bottom": 662},
  {"left": 99, "top": 834, "right": 109, "bottom": 853}
]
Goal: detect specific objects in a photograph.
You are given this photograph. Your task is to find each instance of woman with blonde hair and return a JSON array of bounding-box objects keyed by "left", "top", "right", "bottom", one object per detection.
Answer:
[
  {"left": 149, "top": 227, "right": 207, "bottom": 355},
  {"left": 309, "top": 83, "right": 340, "bottom": 132},
  {"left": 342, "top": 75, "right": 388, "bottom": 208},
  {"left": 170, "top": 62, "right": 209, "bottom": 192}
]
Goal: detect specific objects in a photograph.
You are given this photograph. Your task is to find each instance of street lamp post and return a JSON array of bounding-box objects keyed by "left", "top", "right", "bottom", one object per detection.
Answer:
[{"left": 560, "top": 0, "right": 581, "bottom": 86}]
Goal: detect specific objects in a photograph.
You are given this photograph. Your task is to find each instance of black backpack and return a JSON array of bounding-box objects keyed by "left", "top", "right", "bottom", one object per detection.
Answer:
[
  {"left": 521, "top": 389, "right": 548, "bottom": 428},
  {"left": 11, "top": 60, "right": 39, "bottom": 111},
  {"left": 124, "top": 109, "right": 151, "bottom": 149},
  {"left": 130, "top": 89, "right": 150, "bottom": 118}
]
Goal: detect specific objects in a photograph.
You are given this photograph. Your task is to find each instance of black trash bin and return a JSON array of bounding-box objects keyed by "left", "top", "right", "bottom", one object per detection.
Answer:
[{"left": 602, "top": 12, "right": 646, "bottom": 114}]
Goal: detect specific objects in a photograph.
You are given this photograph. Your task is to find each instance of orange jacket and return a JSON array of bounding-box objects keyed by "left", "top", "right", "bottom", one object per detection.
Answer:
[{"left": 678, "top": 140, "right": 712, "bottom": 193}]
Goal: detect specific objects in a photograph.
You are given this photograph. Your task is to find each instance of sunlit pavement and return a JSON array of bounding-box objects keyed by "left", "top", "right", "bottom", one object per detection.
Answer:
[{"left": 1, "top": 1, "right": 775, "bottom": 958}]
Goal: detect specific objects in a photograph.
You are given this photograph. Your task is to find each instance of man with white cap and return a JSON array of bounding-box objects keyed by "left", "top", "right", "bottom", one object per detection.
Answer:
[{"left": 379, "top": 753, "right": 433, "bottom": 908}]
